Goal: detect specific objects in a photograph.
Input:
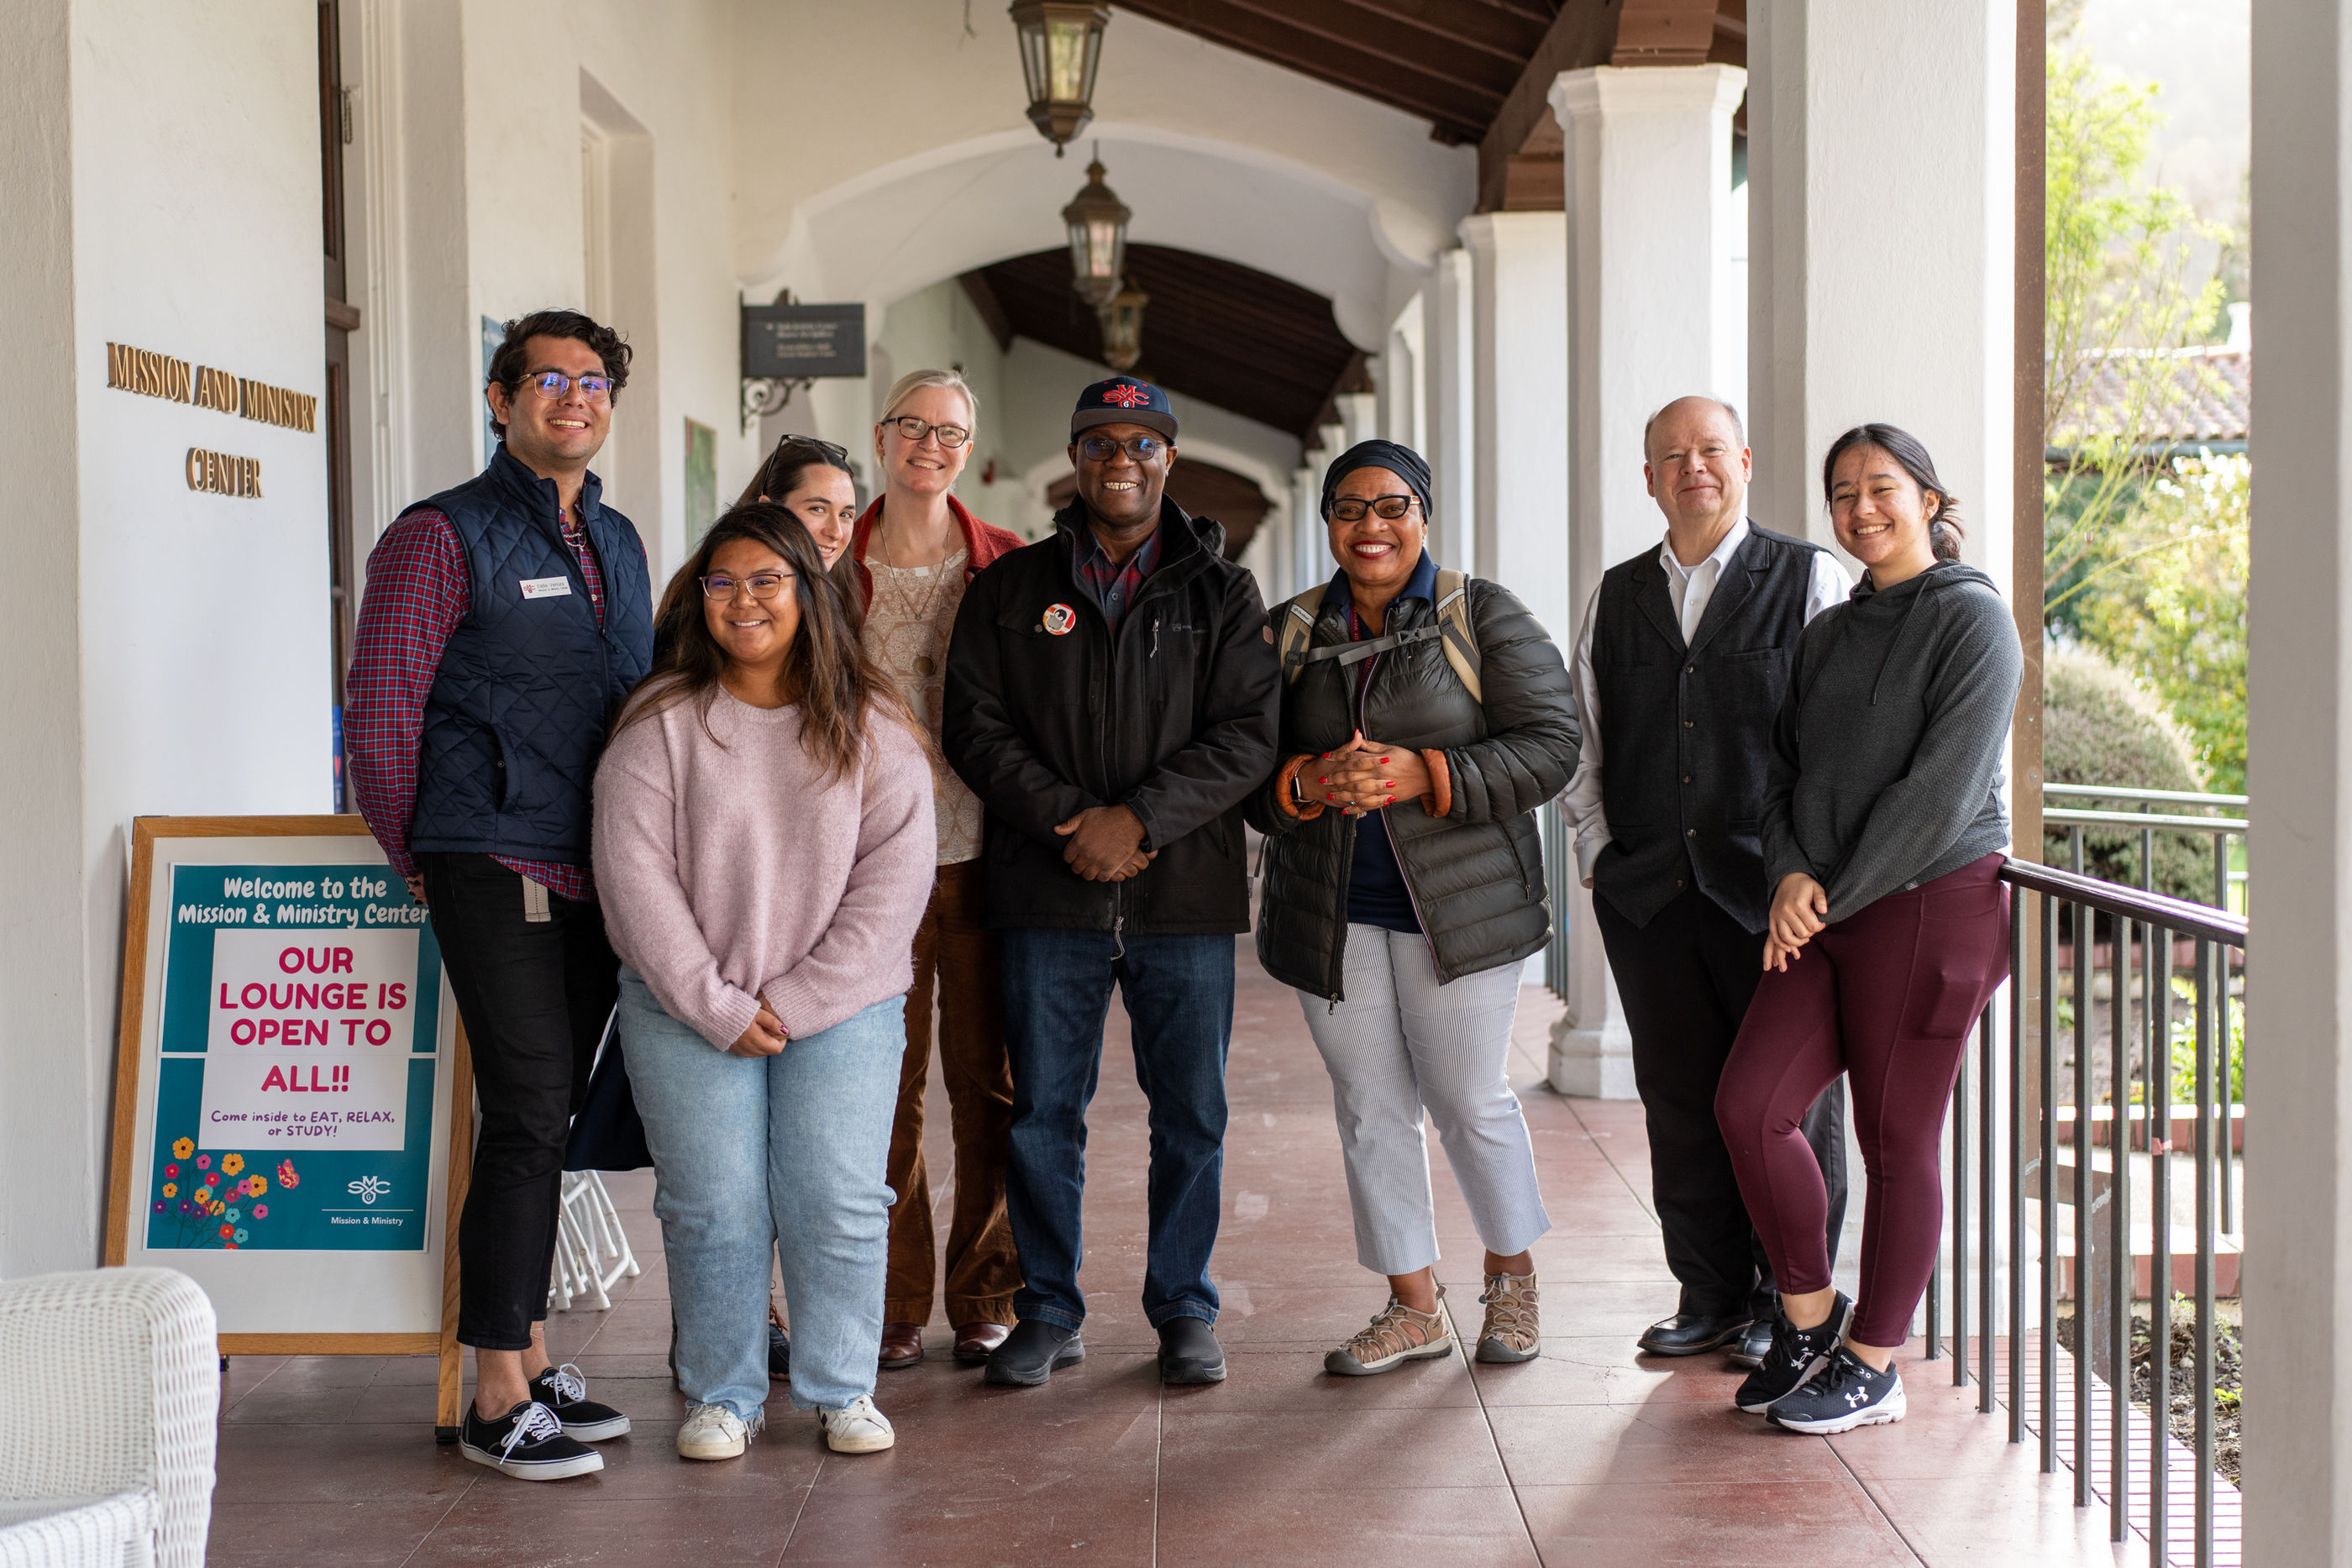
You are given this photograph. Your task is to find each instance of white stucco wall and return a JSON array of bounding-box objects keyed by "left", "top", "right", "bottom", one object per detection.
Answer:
[{"left": 0, "top": 0, "right": 330, "bottom": 1273}]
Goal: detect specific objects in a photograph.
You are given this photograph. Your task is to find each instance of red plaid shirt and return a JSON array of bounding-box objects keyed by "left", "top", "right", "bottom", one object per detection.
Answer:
[
  {"left": 1073, "top": 522, "right": 1162, "bottom": 637},
  {"left": 345, "top": 505, "right": 608, "bottom": 900}
]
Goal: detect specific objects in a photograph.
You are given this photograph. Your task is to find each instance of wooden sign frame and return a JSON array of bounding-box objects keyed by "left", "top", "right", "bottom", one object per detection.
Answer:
[{"left": 104, "top": 815, "right": 473, "bottom": 1435}]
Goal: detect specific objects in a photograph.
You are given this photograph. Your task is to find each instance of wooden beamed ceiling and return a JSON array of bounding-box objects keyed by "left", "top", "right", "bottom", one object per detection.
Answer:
[
  {"left": 963, "top": 242, "right": 1363, "bottom": 441},
  {"left": 1109, "top": 0, "right": 1747, "bottom": 211}
]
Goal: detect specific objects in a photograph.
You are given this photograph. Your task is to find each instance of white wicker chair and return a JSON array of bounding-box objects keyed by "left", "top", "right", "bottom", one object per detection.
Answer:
[{"left": 0, "top": 1269, "right": 218, "bottom": 1568}]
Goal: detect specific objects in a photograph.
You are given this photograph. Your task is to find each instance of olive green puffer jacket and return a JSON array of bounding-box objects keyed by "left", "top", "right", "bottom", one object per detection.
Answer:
[{"left": 1245, "top": 573, "right": 1579, "bottom": 998}]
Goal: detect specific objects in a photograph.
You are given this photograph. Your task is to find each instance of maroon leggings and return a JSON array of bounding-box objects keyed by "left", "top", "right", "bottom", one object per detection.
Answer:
[{"left": 1714, "top": 853, "right": 2009, "bottom": 1348}]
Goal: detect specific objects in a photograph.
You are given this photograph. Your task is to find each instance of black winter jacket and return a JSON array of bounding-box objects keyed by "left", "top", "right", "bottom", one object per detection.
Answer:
[
  {"left": 942, "top": 500, "right": 1281, "bottom": 936},
  {"left": 1246, "top": 566, "right": 1580, "bottom": 996}
]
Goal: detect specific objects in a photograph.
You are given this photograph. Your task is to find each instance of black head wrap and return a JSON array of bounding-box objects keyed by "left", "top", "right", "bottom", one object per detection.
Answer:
[{"left": 1320, "top": 439, "right": 1433, "bottom": 521}]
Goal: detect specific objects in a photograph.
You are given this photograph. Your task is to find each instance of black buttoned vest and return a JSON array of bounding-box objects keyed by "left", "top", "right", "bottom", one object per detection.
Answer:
[{"left": 1589, "top": 523, "right": 1825, "bottom": 933}]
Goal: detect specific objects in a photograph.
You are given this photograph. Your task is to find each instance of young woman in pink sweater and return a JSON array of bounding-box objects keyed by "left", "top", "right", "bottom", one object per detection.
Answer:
[{"left": 593, "top": 504, "right": 935, "bottom": 1461}]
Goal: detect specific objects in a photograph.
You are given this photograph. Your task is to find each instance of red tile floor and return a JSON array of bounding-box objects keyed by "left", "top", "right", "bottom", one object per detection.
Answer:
[{"left": 207, "top": 944, "right": 2154, "bottom": 1565}]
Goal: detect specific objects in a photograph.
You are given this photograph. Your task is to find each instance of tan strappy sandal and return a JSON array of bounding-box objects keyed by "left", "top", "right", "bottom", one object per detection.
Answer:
[{"left": 1324, "top": 1286, "right": 1455, "bottom": 1376}]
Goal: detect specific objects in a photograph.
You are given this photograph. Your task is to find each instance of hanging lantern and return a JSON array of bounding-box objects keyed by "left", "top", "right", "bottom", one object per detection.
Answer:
[
  {"left": 1010, "top": 1, "right": 1111, "bottom": 155},
  {"left": 1098, "top": 279, "right": 1148, "bottom": 372},
  {"left": 1062, "top": 153, "right": 1131, "bottom": 309}
]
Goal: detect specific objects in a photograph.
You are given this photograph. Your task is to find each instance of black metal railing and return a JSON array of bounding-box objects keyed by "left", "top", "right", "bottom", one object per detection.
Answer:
[{"left": 1925, "top": 856, "right": 2245, "bottom": 1566}]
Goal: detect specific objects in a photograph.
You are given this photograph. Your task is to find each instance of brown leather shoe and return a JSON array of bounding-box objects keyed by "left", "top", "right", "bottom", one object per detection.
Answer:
[
  {"left": 879, "top": 1323, "right": 924, "bottom": 1371},
  {"left": 952, "top": 1322, "right": 1010, "bottom": 1366}
]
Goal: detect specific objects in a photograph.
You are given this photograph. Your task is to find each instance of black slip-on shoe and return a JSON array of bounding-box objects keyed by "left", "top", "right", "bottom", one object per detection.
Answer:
[
  {"left": 1158, "top": 1317, "right": 1227, "bottom": 1386},
  {"left": 1637, "top": 1311, "right": 1753, "bottom": 1357},
  {"left": 528, "top": 1363, "right": 631, "bottom": 1442},
  {"left": 459, "top": 1399, "right": 604, "bottom": 1481},
  {"left": 1729, "top": 1318, "right": 1776, "bottom": 1369},
  {"left": 984, "top": 1319, "right": 1084, "bottom": 1387},
  {"left": 1766, "top": 1344, "right": 1906, "bottom": 1433},
  {"left": 1735, "top": 1292, "right": 1854, "bottom": 1413}
]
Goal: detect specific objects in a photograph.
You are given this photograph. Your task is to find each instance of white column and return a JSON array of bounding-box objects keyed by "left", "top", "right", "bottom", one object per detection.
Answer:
[
  {"left": 1337, "top": 389, "right": 1378, "bottom": 446},
  {"left": 1745, "top": 0, "right": 2014, "bottom": 601},
  {"left": 1427, "top": 249, "right": 1478, "bottom": 572},
  {"left": 2244, "top": 0, "right": 2352, "bottom": 1550},
  {"left": 1459, "top": 213, "right": 1571, "bottom": 644},
  {"left": 1537, "top": 64, "right": 1746, "bottom": 1101}
]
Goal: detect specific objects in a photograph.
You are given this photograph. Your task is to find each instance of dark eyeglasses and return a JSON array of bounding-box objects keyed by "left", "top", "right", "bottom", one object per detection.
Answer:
[
  {"left": 699, "top": 571, "right": 796, "bottom": 600},
  {"left": 1078, "top": 433, "right": 1165, "bottom": 464},
  {"left": 1329, "top": 496, "right": 1419, "bottom": 522},
  {"left": 521, "top": 370, "right": 614, "bottom": 402},
  {"left": 880, "top": 416, "right": 970, "bottom": 449}
]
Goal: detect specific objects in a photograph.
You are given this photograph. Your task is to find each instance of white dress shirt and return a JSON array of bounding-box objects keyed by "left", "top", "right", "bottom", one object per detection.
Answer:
[{"left": 1562, "top": 519, "right": 1852, "bottom": 882}]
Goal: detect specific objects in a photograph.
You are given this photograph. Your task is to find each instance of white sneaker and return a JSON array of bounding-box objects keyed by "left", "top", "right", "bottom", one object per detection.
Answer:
[
  {"left": 818, "top": 1394, "right": 895, "bottom": 1454},
  {"left": 676, "top": 1403, "right": 749, "bottom": 1460}
]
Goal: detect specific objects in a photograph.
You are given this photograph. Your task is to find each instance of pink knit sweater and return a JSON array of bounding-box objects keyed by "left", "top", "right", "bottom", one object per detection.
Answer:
[{"left": 592, "top": 688, "right": 936, "bottom": 1049}]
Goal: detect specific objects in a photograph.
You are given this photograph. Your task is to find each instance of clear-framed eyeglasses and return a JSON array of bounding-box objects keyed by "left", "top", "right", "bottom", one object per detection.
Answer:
[
  {"left": 699, "top": 571, "right": 796, "bottom": 600},
  {"left": 879, "top": 416, "right": 970, "bottom": 449},
  {"left": 1328, "top": 496, "right": 1419, "bottom": 522},
  {"left": 522, "top": 370, "right": 615, "bottom": 402}
]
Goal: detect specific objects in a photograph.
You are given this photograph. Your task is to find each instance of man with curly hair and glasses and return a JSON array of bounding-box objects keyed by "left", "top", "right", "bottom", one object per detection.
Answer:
[{"left": 346, "top": 308, "right": 648, "bottom": 1481}]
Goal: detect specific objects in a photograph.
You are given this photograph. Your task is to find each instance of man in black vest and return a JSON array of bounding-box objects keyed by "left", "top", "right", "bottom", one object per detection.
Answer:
[
  {"left": 1562, "top": 395, "right": 1851, "bottom": 1365},
  {"left": 347, "top": 310, "right": 651, "bottom": 1479}
]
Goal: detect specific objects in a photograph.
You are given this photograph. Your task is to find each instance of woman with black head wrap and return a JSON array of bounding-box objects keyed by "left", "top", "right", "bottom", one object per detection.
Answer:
[{"left": 1246, "top": 439, "right": 1580, "bottom": 1375}]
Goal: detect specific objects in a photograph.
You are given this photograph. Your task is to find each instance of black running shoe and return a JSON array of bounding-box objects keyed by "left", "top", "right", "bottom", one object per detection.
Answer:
[
  {"left": 1734, "top": 1292, "right": 1853, "bottom": 1413},
  {"left": 983, "top": 1319, "right": 1084, "bottom": 1387},
  {"left": 459, "top": 1399, "right": 605, "bottom": 1480},
  {"left": 769, "top": 1320, "right": 791, "bottom": 1380},
  {"left": 1766, "top": 1345, "right": 1906, "bottom": 1433},
  {"left": 528, "top": 1362, "right": 631, "bottom": 1441}
]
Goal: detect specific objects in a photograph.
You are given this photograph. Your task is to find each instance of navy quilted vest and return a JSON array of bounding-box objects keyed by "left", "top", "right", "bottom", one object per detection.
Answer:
[{"left": 406, "top": 446, "right": 654, "bottom": 864}]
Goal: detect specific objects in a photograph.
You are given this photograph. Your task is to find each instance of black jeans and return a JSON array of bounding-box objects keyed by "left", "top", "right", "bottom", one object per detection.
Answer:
[
  {"left": 1595, "top": 884, "right": 1848, "bottom": 1321},
  {"left": 419, "top": 852, "right": 617, "bottom": 1350}
]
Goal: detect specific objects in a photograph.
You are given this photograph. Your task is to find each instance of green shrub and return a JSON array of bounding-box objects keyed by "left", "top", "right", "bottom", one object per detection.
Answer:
[{"left": 2042, "top": 645, "right": 2214, "bottom": 899}]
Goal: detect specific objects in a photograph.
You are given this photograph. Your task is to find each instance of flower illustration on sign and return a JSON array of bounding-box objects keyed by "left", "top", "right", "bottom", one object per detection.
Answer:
[
  {"left": 349, "top": 1175, "right": 391, "bottom": 1206},
  {"left": 221, "top": 1153, "right": 244, "bottom": 1176}
]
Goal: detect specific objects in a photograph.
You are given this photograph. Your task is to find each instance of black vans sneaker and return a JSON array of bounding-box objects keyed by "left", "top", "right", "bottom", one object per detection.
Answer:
[
  {"left": 1766, "top": 1345, "right": 1907, "bottom": 1434},
  {"left": 529, "top": 1362, "right": 631, "bottom": 1441},
  {"left": 1734, "top": 1292, "right": 1853, "bottom": 1413},
  {"left": 459, "top": 1399, "right": 605, "bottom": 1480}
]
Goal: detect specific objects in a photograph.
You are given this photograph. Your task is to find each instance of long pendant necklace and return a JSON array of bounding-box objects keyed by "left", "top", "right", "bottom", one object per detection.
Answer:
[{"left": 880, "top": 527, "right": 955, "bottom": 677}]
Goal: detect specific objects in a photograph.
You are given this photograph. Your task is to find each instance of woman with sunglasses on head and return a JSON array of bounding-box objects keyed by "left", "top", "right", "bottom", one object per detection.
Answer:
[
  {"left": 595, "top": 503, "right": 935, "bottom": 1461},
  {"left": 740, "top": 433, "right": 862, "bottom": 579},
  {"left": 1247, "top": 441, "right": 1579, "bottom": 1376},
  {"left": 1714, "top": 424, "right": 2022, "bottom": 1434},
  {"left": 848, "top": 370, "right": 1028, "bottom": 1372}
]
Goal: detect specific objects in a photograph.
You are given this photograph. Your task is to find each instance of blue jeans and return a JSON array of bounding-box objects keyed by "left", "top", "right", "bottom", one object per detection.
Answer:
[
  {"left": 1000, "top": 929, "right": 1233, "bottom": 1331},
  {"left": 618, "top": 968, "right": 902, "bottom": 1417}
]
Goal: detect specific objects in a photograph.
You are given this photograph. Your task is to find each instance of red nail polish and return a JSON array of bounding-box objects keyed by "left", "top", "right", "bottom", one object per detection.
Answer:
[{"left": 1379, "top": 757, "right": 1389, "bottom": 763}]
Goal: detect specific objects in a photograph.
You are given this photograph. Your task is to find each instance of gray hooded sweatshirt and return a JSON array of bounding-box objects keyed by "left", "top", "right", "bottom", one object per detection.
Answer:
[{"left": 1761, "top": 559, "right": 2024, "bottom": 921}]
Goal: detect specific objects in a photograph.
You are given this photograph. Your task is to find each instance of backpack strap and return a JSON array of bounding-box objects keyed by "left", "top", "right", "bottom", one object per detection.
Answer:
[
  {"left": 1432, "top": 568, "right": 1482, "bottom": 705},
  {"left": 1276, "top": 588, "right": 1324, "bottom": 685}
]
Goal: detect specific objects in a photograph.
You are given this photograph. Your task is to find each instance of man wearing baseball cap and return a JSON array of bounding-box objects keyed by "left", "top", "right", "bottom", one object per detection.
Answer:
[{"left": 942, "top": 377, "right": 1280, "bottom": 1389}]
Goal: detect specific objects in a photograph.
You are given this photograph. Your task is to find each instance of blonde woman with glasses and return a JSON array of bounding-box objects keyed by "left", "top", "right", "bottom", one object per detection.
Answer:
[{"left": 849, "top": 370, "right": 1027, "bottom": 1371}]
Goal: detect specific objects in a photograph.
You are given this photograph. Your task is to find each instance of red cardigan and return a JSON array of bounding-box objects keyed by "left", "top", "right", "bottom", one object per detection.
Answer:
[{"left": 848, "top": 493, "right": 1024, "bottom": 608}]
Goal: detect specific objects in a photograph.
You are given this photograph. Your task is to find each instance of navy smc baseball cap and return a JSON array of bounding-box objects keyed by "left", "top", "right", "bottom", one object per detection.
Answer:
[{"left": 1071, "top": 377, "right": 1179, "bottom": 442}]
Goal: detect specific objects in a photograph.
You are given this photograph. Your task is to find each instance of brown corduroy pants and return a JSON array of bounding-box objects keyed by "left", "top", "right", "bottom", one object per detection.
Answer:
[{"left": 882, "top": 858, "right": 1021, "bottom": 1326}]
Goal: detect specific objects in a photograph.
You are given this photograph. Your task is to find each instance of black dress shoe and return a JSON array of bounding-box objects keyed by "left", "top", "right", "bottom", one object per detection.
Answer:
[
  {"left": 1729, "top": 1319, "right": 1775, "bottom": 1369},
  {"left": 768, "top": 1320, "right": 790, "bottom": 1380},
  {"left": 1158, "top": 1317, "right": 1227, "bottom": 1385},
  {"left": 984, "top": 1319, "right": 1084, "bottom": 1387},
  {"left": 1637, "top": 1311, "right": 1753, "bottom": 1356}
]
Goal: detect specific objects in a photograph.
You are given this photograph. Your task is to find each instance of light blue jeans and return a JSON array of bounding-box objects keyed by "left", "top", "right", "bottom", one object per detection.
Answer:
[{"left": 618, "top": 968, "right": 903, "bottom": 1418}]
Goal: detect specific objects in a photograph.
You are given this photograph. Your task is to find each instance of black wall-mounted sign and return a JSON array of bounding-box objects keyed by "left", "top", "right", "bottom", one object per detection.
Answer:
[{"left": 742, "top": 303, "right": 867, "bottom": 380}]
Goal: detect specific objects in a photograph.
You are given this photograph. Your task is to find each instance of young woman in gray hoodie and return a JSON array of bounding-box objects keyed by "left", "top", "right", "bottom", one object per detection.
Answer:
[{"left": 1714, "top": 424, "right": 2024, "bottom": 1435}]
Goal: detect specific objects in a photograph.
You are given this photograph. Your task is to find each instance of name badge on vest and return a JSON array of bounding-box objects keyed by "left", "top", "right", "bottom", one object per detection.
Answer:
[{"left": 520, "top": 576, "right": 573, "bottom": 600}]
